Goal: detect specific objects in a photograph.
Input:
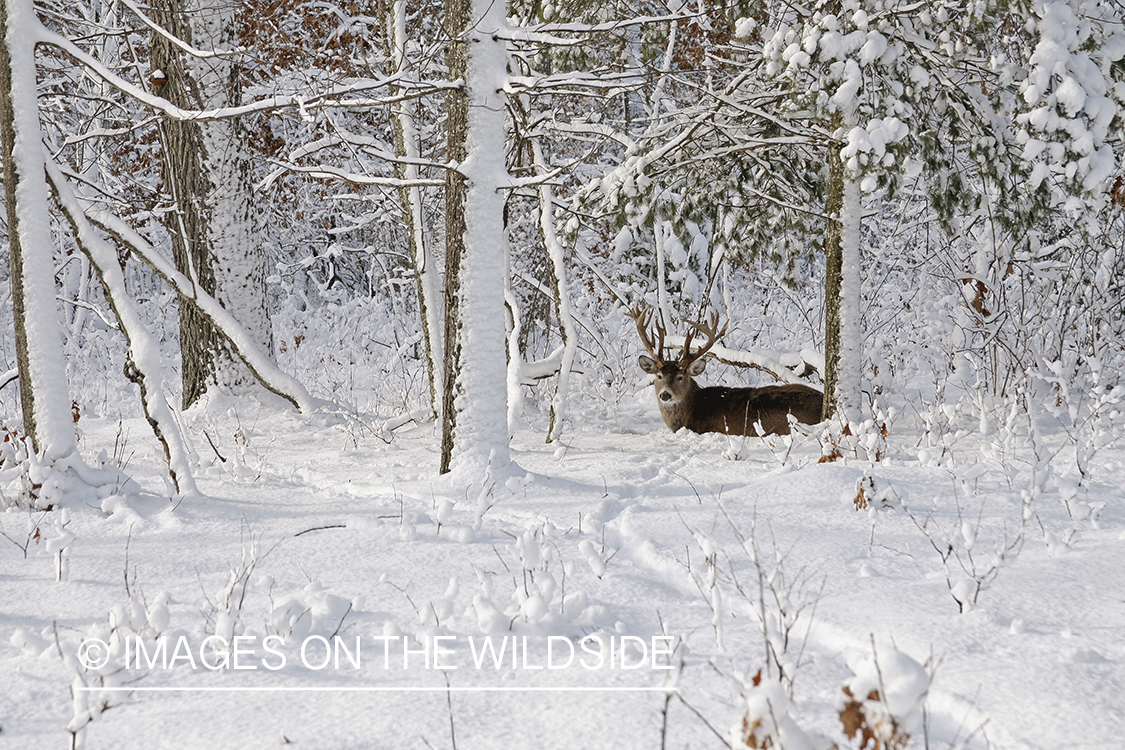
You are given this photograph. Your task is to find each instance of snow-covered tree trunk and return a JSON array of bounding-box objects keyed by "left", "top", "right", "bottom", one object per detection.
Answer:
[
  {"left": 387, "top": 0, "right": 443, "bottom": 420},
  {"left": 438, "top": 0, "right": 512, "bottom": 475},
  {"left": 46, "top": 161, "right": 199, "bottom": 495},
  {"left": 822, "top": 136, "right": 844, "bottom": 419},
  {"left": 0, "top": 0, "right": 75, "bottom": 458},
  {"left": 532, "top": 141, "right": 578, "bottom": 444},
  {"left": 150, "top": 0, "right": 270, "bottom": 409},
  {"left": 835, "top": 172, "right": 863, "bottom": 420},
  {"left": 823, "top": 113, "right": 864, "bottom": 422}
]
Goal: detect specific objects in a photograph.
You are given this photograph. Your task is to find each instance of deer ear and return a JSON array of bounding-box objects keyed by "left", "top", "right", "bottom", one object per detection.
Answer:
[
  {"left": 638, "top": 355, "right": 658, "bottom": 373},
  {"left": 687, "top": 358, "right": 707, "bottom": 376}
]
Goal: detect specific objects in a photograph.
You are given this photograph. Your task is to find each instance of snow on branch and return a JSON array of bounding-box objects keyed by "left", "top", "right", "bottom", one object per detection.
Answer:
[
  {"left": 120, "top": 0, "right": 244, "bottom": 59},
  {"left": 262, "top": 161, "right": 446, "bottom": 189},
  {"left": 51, "top": 169, "right": 317, "bottom": 414},
  {"left": 38, "top": 26, "right": 453, "bottom": 122},
  {"left": 257, "top": 132, "right": 449, "bottom": 190},
  {"left": 520, "top": 345, "right": 566, "bottom": 383},
  {"left": 44, "top": 161, "right": 199, "bottom": 496},
  {"left": 497, "top": 13, "right": 697, "bottom": 46},
  {"left": 506, "top": 70, "right": 644, "bottom": 94},
  {"left": 664, "top": 335, "right": 822, "bottom": 386},
  {"left": 500, "top": 165, "right": 566, "bottom": 190}
]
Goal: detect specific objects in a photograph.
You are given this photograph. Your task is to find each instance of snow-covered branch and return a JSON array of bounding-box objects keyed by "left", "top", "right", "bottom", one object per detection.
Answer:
[
  {"left": 120, "top": 0, "right": 244, "bottom": 59},
  {"left": 664, "top": 336, "right": 822, "bottom": 386},
  {"left": 498, "top": 13, "right": 696, "bottom": 46},
  {"left": 52, "top": 170, "right": 317, "bottom": 414},
  {"left": 263, "top": 161, "right": 446, "bottom": 188},
  {"left": 44, "top": 160, "right": 199, "bottom": 496},
  {"left": 39, "top": 25, "right": 453, "bottom": 122}
]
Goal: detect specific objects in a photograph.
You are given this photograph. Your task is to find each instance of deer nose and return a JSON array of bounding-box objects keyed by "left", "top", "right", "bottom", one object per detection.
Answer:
[{"left": 660, "top": 392, "right": 673, "bottom": 402}]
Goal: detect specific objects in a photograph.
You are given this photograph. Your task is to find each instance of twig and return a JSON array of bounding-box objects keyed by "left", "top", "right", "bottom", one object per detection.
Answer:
[
  {"left": 444, "top": 670, "right": 458, "bottom": 750},
  {"left": 124, "top": 524, "right": 134, "bottom": 597},
  {"left": 675, "top": 694, "right": 735, "bottom": 749},
  {"left": 294, "top": 524, "right": 347, "bottom": 537},
  {"left": 329, "top": 603, "right": 353, "bottom": 640},
  {"left": 203, "top": 431, "right": 227, "bottom": 463}
]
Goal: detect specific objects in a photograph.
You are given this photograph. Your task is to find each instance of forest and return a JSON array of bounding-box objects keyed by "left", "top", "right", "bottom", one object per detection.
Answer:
[{"left": 0, "top": 0, "right": 1123, "bottom": 747}]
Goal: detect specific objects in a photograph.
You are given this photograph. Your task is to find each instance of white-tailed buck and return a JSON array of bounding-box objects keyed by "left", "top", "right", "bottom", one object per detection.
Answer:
[{"left": 628, "top": 305, "right": 823, "bottom": 436}]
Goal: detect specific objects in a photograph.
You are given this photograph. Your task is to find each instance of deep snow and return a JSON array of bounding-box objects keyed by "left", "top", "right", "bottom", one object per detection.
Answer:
[{"left": 3, "top": 386, "right": 1123, "bottom": 749}]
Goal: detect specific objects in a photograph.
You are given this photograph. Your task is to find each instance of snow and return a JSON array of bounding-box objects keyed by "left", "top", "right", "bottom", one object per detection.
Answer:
[
  {"left": 1018, "top": 0, "right": 1124, "bottom": 201},
  {"left": 5, "top": 0, "right": 1125, "bottom": 746},
  {"left": 3, "top": 398, "right": 1124, "bottom": 749}
]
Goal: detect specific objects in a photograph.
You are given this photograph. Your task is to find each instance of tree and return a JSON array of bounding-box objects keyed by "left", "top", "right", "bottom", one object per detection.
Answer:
[
  {"left": 0, "top": 0, "right": 75, "bottom": 459},
  {"left": 150, "top": 0, "right": 271, "bottom": 409},
  {"left": 2, "top": 0, "right": 321, "bottom": 491},
  {"left": 439, "top": 0, "right": 513, "bottom": 475},
  {"left": 737, "top": 0, "right": 1045, "bottom": 418},
  {"left": 385, "top": 0, "right": 445, "bottom": 421}
]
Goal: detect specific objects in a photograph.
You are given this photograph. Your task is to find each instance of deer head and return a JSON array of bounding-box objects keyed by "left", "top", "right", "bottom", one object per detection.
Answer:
[{"left": 628, "top": 305, "right": 727, "bottom": 409}]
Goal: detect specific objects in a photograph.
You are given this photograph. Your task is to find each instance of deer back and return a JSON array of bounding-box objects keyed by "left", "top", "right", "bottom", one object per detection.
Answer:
[{"left": 687, "top": 383, "right": 824, "bottom": 436}]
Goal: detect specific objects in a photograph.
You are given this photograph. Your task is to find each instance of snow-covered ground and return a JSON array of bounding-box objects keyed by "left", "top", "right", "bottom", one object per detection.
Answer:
[{"left": 2, "top": 387, "right": 1123, "bottom": 749}]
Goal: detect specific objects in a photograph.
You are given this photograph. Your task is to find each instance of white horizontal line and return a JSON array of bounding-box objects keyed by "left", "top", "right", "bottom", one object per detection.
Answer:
[{"left": 78, "top": 686, "right": 678, "bottom": 693}]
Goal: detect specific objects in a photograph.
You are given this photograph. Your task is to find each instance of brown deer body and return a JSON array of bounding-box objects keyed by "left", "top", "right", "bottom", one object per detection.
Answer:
[{"left": 630, "top": 306, "right": 823, "bottom": 436}]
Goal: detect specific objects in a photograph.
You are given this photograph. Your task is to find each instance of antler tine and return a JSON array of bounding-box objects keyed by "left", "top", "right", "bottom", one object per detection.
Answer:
[
  {"left": 681, "top": 310, "right": 727, "bottom": 365},
  {"left": 627, "top": 304, "right": 666, "bottom": 363}
]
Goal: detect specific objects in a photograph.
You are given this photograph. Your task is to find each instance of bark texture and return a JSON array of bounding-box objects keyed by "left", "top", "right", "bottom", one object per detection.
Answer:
[
  {"left": 150, "top": 0, "right": 270, "bottom": 409},
  {"left": 0, "top": 2, "right": 33, "bottom": 437},
  {"left": 439, "top": 0, "right": 469, "bottom": 474},
  {"left": 822, "top": 134, "right": 844, "bottom": 420}
]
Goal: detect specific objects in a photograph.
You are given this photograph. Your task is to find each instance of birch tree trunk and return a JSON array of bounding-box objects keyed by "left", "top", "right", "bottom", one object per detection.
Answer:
[
  {"left": 532, "top": 141, "right": 578, "bottom": 444},
  {"left": 0, "top": 0, "right": 75, "bottom": 458},
  {"left": 150, "top": 0, "right": 270, "bottom": 409},
  {"left": 439, "top": 0, "right": 512, "bottom": 475}
]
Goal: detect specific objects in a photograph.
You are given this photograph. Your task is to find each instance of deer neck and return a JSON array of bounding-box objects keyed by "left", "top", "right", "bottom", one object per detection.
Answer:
[{"left": 658, "top": 380, "right": 699, "bottom": 431}]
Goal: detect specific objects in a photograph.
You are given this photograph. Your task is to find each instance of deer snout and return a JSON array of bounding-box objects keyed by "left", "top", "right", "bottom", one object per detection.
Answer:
[{"left": 660, "top": 391, "right": 673, "bottom": 402}]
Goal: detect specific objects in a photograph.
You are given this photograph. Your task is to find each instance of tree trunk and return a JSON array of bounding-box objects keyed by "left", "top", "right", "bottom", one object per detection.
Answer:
[
  {"left": 822, "top": 130, "right": 863, "bottom": 423},
  {"left": 386, "top": 0, "right": 443, "bottom": 420},
  {"left": 439, "top": 0, "right": 512, "bottom": 475},
  {"left": 836, "top": 173, "right": 863, "bottom": 420},
  {"left": 532, "top": 142, "right": 578, "bottom": 444},
  {"left": 439, "top": 0, "right": 469, "bottom": 474},
  {"left": 0, "top": 0, "right": 74, "bottom": 458},
  {"left": 822, "top": 135, "right": 844, "bottom": 420},
  {"left": 150, "top": 0, "right": 270, "bottom": 410}
]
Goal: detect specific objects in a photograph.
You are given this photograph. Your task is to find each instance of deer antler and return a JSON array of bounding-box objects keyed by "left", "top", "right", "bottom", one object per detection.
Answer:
[
  {"left": 680, "top": 310, "right": 727, "bottom": 367},
  {"left": 627, "top": 304, "right": 666, "bottom": 364}
]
